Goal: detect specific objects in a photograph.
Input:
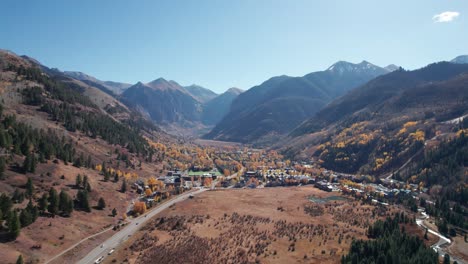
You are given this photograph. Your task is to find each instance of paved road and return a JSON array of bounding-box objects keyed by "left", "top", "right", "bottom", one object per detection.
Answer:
[
  {"left": 44, "top": 226, "right": 114, "bottom": 264},
  {"left": 416, "top": 211, "right": 466, "bottom": 264},
  {"left": 77, "top": 188, "right": 206, "bottom": 264}
]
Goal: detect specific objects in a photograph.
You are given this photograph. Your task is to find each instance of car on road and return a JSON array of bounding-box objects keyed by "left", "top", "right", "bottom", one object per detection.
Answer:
[
  {"left": 95, "top": 256, "right": 104, "bottom": 263},
  {"left": 108, "top": 248, "right": 115, "bottom": 255}
]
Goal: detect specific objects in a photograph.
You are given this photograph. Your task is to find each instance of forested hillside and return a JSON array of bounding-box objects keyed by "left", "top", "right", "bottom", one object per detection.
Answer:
[
  {"left": 204, "top": 61, "right": 392, "bottom": 144},
  {"left": 287, "top": 62, "right": 468, "bottom": 175}
]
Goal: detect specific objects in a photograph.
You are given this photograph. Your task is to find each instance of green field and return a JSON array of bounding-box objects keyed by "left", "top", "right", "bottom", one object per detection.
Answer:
[{"left": 188, "top": 169, "right": 222, "bottom": 176}]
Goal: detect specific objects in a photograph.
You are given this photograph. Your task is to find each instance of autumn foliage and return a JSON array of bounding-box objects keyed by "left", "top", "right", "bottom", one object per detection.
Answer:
[{"left": 133, "top": 201, "right": 147, "bottom": 215}]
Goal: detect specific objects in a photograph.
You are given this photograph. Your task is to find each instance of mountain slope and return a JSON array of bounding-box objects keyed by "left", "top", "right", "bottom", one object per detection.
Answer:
[
  {"left": 17, "top": 53, "right": 138, "bottom": 123},
  {"left": 0, "top": 50, "right": 189, "bottom": 263},
  {"left": 63, "top": 71, "right": 132, "bottom": 94},
  {"left": 202, "top": 87, "right": 243, "bottom": 125},
  {"left": 292, "top": 62, "right": 468, "bottom": 136},
  {"left": 204, "top": 61, "right": 391, "bottom": 144},
  {"left": 121, "top": 78, "right": 203, "bottom": 125},
  {"left": 184, "top": 84, "right": 218, "bottom": 103},
  {"left": 286, "top": 62, "right": 468, "bottom": 175},
  {"left": 451, "top": 55, "right": 468, "bottom": 64}
]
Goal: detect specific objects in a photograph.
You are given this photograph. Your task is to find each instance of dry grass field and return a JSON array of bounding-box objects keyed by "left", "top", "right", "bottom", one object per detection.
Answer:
[{"left": 108, "top": 186, "right": 418, "bottom": 264}]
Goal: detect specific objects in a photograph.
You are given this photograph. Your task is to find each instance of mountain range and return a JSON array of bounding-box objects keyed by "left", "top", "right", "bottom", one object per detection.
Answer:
[
  {"left": 121, "top": 78, "right": 204, "bottom": 125},
  {"left": 284, "top": 61, "right": 468, "bottom": 174},
  {"left": 63, "top": 71, "right": 132, "bottom": 95},
  {"left": 60, "top": 68, "right": 244, "bottom": 136},
  {"left": 7, "top": 48, "right": 467, "bottom": 146},
  {"left": 1, "top": 47, "right": 467, "bottom": 264},
  {"left": 203, "top": 60, "right": 396, "bottom": 144}
]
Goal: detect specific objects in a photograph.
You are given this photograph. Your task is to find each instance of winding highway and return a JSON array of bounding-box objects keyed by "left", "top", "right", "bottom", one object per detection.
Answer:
[
  {"left": 416, "top": 211, "right": 466, "bottom": 264},
  {"left": 77, "top": 188, "right": 206, "bottom": 264}
]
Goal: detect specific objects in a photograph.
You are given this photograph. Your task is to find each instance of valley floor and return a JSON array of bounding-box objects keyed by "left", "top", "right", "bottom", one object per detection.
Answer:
[{"left": 104, "top": 186, "right": 431, "bottom": 264}]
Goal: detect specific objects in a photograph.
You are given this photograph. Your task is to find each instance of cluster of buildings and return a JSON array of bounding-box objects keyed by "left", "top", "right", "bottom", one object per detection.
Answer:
[{"left": 238, "top": 168, "right": 315, "bottom": 188}]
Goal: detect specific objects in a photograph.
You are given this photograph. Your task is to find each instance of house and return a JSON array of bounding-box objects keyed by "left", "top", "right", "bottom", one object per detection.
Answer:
[{"left": 315, "top": 181, "right": 333, "bottom": 192}]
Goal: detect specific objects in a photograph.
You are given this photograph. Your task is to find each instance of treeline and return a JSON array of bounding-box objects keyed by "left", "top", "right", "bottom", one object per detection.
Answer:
[
  {"left": 341, "top": 214, "right": 438, "bottom": 264},
  {"left": 0, "top": 193, "right": 36, "bottom": 240},
  {"left": 0, "top": 175, "right": 95, "bottom": 240},
  {"left": 14, "top": 63, "right": 155, "bottom": 157},
  {"left": 425, "top": 196, "right": 466, "bottom": 230},
  {"left": 40, "top": 101, "right": 152, "bottom": 156},
  {"left": 403, "top": 131, "right": 467, "bottom": 190},
  {"left": 401, "top": 130, "right": 467, "bottom": 229},
  {"left": 0, "top": 105, "right": 91, "bottom": 177},
  {"left": 10, "top": 65, "right": 96, "bottom": 108}
]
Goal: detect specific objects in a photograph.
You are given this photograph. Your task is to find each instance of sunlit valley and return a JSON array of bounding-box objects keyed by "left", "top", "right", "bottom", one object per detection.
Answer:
[{"left": 0, "top": 1, "right": 466, "bottom": 264}]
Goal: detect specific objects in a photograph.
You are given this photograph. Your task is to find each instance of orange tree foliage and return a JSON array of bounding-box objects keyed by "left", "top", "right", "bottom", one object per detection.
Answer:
[
  {"left": 203, "top": 177, "right": 213, "bottom": 187},
  {"left": 133, "top": 201, "right": 147, "bottom": 215},
  {"left": 145, "top": 189, "right": 153, "bottom": 197},
  {"left": 147, "top": 177, "right": 164, "bottom": 191}
]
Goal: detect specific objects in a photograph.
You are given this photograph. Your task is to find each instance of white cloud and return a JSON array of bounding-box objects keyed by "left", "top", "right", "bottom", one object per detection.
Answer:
[{"left": 433, "top": 11, "right": 460, "bottom": 23}]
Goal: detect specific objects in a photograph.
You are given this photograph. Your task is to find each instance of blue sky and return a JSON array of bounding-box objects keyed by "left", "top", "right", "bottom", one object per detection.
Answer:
[{"left": 1, "top": 0, "right": 466, "bottom": 93}]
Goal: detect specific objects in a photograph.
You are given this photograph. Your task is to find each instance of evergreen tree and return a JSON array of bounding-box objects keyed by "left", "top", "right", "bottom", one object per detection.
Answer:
[
  {"left": 77, "top": 190, "right": 91, "bottom": 212},
  {"left": 112, "top": 208, "right": 117, "bottom": 217},
  {"left": 12, "top": 189, "right": 24, "bottom": 203},
  {"left": 38, "top": 193, "right": 48, "bottom": 212},
  {"left": 438, "top": 220, "right": 449, "bottom": 235},
  {"left": 27, "top": 199, "right": 39, "bottom": 221},
  {"left": 85, "top": 181, "right": 92, "bottom": 192},
  {"left": 22, "top": 152, "right": 36, "bottom": 173},
  {"left": 19, "top": 208, "right": 32, "bottom": 227},
  {"left": 22, "top": 153, "right": 31, "bottom": 173},
  {"left": 101, "top": 161, "right": 106, "bottom": 175},
  {"left": 0, "top": 156, "right": 6, "bottom": 180},
  {"left": 342, "top": 215, "right": 437, "bottom": 264},
  {"left": 121, "top": 178, "right": 127, "bottom": 193},
  {"left": 25, "top": 177, "right": 33, "bottom": 198},
  {"left": 16, "top": 255, "right": 23, "bottom": 264},
  {"left": 73, "top": 156, "right": 82, "bottom": 167},
  {"left": 48, "top": 188, "right": 59, "bottom": 215},
  {"left": 8, "top": 210, "right": 20, "bottom": 240},
  {"left": 73, "top": 152, "right": 85, "bottom": 167},
  {"left": 443, "top": 254, "right": 450, "bottom": 264},
  {"left": 86, "top": 155, "right": 92, "bottom": 168},
  {"left": 59, "top": 190, "right": 73, "bottom": 216},
  {"left": 75, "top": 174, "right": 82, "bottom": 188},
  {"left": 31, "top": 153, "right": 36, "bottom": 173},
  {"left": 97, "top": 197, "right": 106, "bottom": 210},
  {"left": 0, "top": 193, "right": 12, "bottom": 219},
  {"left": 113, "top": 173, "right": 119, "bottom": 183},
  {"left": 82, "top": 175, "right": 88, "bottom": 189}
]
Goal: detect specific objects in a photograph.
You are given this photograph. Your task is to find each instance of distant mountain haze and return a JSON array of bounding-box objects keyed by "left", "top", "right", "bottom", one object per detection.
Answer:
[
  {"left": 63, "top": 71, "right": 132, "bottom": 94},
  {"left": 121, "top": 78, "right": 203, "bottom": 125},
  {"left": 451, "top": 55, "right": 468, "bottom": 64},
  {"left": 202, "top": 87, "right": 243, "bottom": 125},
  {"left": 120, "top": 77, "right": 241, "bottom": 133},
  {"left": 183, "top": 84, "right": 218, "bottom": 103}
]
